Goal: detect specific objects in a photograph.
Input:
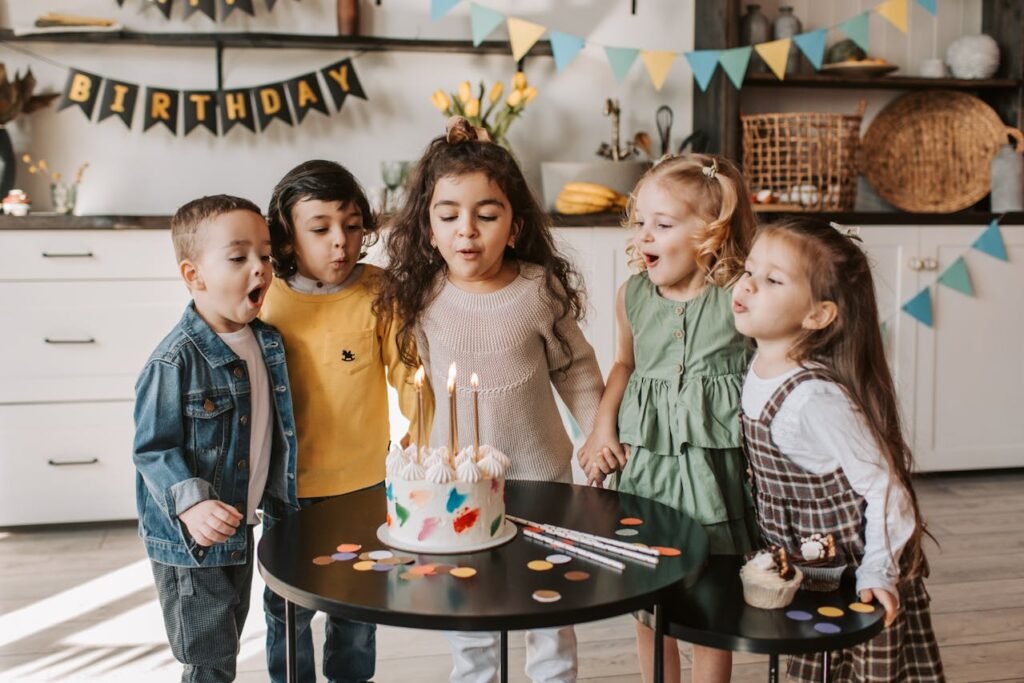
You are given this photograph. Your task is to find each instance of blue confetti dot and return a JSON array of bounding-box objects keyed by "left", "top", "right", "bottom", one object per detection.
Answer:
[
  {"left": 332, "top": 552, "right": 358, "bottom": 561},
  {"left": 372, "top": 563, "right": 395, "bottom": 572},
  {"left": 785, "top": 610, "right": 813, "bottom": 621},
  {"left": 814, "top": 622, "right": 841, "bottom": 634}
]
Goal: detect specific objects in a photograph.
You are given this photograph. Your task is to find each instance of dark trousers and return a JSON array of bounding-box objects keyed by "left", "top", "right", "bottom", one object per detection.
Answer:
[
  {"left": 263, "top": 495, "right": 377, "bottom": 683},
  {"left": 150, "top": 527, "right": 255, "bottom": 683}
]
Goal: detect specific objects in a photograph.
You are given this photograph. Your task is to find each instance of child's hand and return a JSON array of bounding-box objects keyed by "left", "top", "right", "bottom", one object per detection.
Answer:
[
  {"left": 399, "top": 433, "right": 412, "bottom": 449},
  {"left": 179, "top": 500, "right": 243, "bottom": 547},
  {"left": 586, "top": 461, "right": 607, "bottom": 488},
  {"left": 579, "top": 425, "right": 628, "bottom": 474},
  {"left": 859, "top": 587, "right": 899, "bottom": 627}
]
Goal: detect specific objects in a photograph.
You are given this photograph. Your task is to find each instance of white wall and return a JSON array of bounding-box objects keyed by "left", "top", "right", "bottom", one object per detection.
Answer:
[{"left": 0, "top": 0, "right": 694, "bottom": 214}]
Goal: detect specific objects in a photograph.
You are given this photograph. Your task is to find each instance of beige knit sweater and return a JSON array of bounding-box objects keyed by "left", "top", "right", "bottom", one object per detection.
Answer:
[{"left": 417, "top": 263, "right": 604, "bottom": 483}]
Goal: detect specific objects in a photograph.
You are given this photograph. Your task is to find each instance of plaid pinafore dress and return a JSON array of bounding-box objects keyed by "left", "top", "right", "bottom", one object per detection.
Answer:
[{"left": 741, "top": 368, "right": 944, "bottom": 682}]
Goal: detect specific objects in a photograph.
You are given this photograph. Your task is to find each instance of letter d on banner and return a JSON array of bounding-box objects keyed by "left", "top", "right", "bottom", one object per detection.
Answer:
[
  {"left": 256, "top": 82, "right": 293, "bottom": 130},
  {"left": 58, "top": 69, "right": 103, "bottom": 120}
]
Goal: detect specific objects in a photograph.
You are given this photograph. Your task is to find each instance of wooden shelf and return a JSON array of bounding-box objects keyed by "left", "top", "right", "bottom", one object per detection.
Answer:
[
  {"left": 743, "top": 72, "right": 1022, "bottom": 91},
  {"left": 0, "top": 28, "right": 553, "bottom": 56}
]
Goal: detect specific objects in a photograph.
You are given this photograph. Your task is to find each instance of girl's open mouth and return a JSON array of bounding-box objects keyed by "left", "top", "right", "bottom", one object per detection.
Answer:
[
  {"left": 247, "top": 285, "right": 263, "bottom": 304},
  {"left": 732, "top": 299, "right": 747, "bottom": 313},
  {"left": 643, "top": 252, "right": 660, "bottom": 267}
]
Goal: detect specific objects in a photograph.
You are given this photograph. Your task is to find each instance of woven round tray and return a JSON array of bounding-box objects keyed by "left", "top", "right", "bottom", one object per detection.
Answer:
[{"left": 862, "top": 90, "right": 1024, "bottom": 213}]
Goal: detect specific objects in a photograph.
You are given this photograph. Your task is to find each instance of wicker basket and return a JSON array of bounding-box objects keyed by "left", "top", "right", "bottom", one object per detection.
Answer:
[
  {"left": 862, "top": 90, "right": 1024, "bottom": 213},
  {"left": 742, "top": 102, "right": 866, "bottom": 212}
]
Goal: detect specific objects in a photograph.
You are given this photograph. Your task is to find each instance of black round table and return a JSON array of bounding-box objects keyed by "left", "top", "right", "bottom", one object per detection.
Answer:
[
  {"left": 258, "top": 480, "right": 708, "bottom": 683},
  {"left": 636, "top": 555, "right": 885, "bottom": 683}
]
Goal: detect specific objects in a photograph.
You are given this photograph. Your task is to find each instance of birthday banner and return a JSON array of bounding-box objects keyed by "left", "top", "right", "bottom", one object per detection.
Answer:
[
  {"left": 115, "top": 0, "right": 288, "bottom": 21},
  {"left": 899, "top": 218, "right": 1009, "bottom": 329},
  {"left": 432, "top": 0, "right": 937, "bottom": 91},
  {"left": 56, "top": 58, "right": 365, "bottom": 136}
]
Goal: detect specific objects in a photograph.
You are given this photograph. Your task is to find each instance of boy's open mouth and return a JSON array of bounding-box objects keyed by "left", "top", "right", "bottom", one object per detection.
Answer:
[{"left": 247, "top": 285, "right": 262, "bottom": 304}]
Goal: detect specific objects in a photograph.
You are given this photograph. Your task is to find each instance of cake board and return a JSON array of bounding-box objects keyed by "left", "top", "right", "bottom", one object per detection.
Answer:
[{"left": 376, "top": 520, "right": 518, "bottom": 555}]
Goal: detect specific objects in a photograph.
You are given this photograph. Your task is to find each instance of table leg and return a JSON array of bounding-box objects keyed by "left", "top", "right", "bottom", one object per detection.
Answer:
[
  {"left": 285, "top": 599, "right": 297, "bottom": 683},
  {"left": 768, "top": 653, "right": 779, "bottom": 683},
  {"left": 653, "top": 604, "right": 665, "bottom": 683},
  {"left": 500, "top": 630, "right": 508, "bottom": 683},
  {"left": 821, "top": 650, "right": 831, "bottom": 683}
]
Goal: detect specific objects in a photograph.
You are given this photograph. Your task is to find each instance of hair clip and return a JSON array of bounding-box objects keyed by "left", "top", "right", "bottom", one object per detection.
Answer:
[
  {"left": 829, "top": 221, "right": 863, "bottom": 242},
  {"left": 445, "top": 115, "right": 491, "bottom": 144},
  {"left": 701, "top": 159, "right": 719, "bottom": 179}
]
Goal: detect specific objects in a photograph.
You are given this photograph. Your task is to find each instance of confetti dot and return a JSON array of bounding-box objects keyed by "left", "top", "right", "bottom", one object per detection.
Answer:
[
  {"left": 372, "top": 563, "right": 395, "bottom": 572},
  {"left": 614, "top": 528, "right": 639, "bottom": 537},
  {"left": 651, "top": 546, "right": 681, "bottom": 557},
  {"left": 393, "top": 555, "right": 417, "bottom": 565},
  {"left": 619, "top": 517, "right": 644, "bottom": 526},
  {"left": 399, "top": 571, "right": 424, "bottom": 581},
  {"left": 431, "top": 564, "right": 457, "bottom": 575},
  {"left": 376, "top": 557, "right": 403, "bottom": 566},
  {"left": 785, "top": 610, "right": 813, "bottom": 622},
  {"left": 353, "top": 561, "right": 376, "bottom": 571},
  {"left": 849, "top": 602, "right": 876, "bottom": 613},
  {"left": 632, "top": 542, "right": 649, "bottom": 548},
  {"left": 533, "top": 590, "right": 562, "bottom": 603},
  {"left": 407, "top": 564, "right": 437, "bottom": 576},
  {"left": 336, "top": 543, "right": 361, "bottom": 553},
  {"left": 817, "top": 607, "right": 844, "bottom": 618},
  {"left": 312, "top": 555, "right": 333, "bottom": 566},
  {"left": 545, "top": 554, "right": 572, "bottom": 565},
  {"left": 358, "top": 552, "right": 375, "bottom": 561},
  {"left": 332, "top": 552, "right": 358, "bottom": 561},
  {"left": 450, "top": 567, "right": 477, "bottom": 578},
  {"left": 368, "top": 550, "right": 395, "bottom": 561},
  {"left": 528, "top": 560, "right": 554, "bottom": 571},
  {"left": 814, "top": 622, "right": 842, "bottom": 634},
  {"left": 564, "top": 570, "right": 590, "bottom": 582}
]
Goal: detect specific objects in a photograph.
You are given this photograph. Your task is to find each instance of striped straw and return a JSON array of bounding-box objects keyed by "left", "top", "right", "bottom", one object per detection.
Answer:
[
  {"left": 521, "top": 528, "right": 625, "bottom": 571},
  {"left": 507, "top": 515, "right": 661, "bottom": 564}
]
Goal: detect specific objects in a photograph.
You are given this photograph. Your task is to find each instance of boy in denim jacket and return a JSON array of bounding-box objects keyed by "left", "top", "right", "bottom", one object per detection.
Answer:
[{"left": 133, "top": 195, "right": 298, "bottom": 683}]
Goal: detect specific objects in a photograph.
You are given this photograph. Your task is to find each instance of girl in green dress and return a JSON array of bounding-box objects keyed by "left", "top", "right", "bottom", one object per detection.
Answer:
[{"left": 579, "top": 154, "right": 760, "bottom": 683}]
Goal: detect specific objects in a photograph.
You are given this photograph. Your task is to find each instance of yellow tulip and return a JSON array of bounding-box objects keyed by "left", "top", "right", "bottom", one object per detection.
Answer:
[
  {"left": 431, "top": 89, "right": 452, "bottom": 112},
  {"left": 506, "top": 90, "right": 523, "bottom": 107},
  {"left": 28, "top": 165, "right": 38, "bottom": 174},
  {"left": 21, "top": 153, "right": 31, "bottom": 163},
  {"left": 458, "top": 80, "right": 472, "bottom": 104},
  {"left": 488, "top": 81, "right": 504, "bottom": 104},
  {"left": 38, "top": 159, "right": 48, "bottom": 171},
  {"left": 522, "top": 86, "right": 538, "bottom": 104},
  {"left": 464, "top": 98, "right": 480, "bottom": 118},
  {"left": 512, "top": 71, "right": 527, "bottom": 90}
]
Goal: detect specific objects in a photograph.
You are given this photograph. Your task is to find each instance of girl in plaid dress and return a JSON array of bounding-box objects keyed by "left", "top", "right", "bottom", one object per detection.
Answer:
[
  {"left": 732, "top": 217, "right": 944, "bottom": 682},
  {"left": 579, "top": 155, "right": 760, "bottom": 683}
]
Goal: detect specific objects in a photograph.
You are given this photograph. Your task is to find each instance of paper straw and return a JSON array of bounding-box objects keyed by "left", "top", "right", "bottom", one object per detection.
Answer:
[
  {"left": 521, "top": 528, "right": 626, "bottom": 571},
  {"left": 507, "top": 515, "right": 660, "bottom": 564}
]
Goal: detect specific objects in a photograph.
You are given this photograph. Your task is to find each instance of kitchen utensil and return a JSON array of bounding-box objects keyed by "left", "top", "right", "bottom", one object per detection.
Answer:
[
  {"left": 678, "top": 130, "right": 708, "bottom": 154},
  {"left": 633, "top": 131, "right": 653, "bottom": 159},
  {"left": 656, "top": 105, "right": 673, "bottom": 156}
]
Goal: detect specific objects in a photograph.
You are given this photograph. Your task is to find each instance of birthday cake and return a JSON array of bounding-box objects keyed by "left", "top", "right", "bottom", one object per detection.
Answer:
[{"left": 383, "top": 443, "right": 510, "bottom": 552}]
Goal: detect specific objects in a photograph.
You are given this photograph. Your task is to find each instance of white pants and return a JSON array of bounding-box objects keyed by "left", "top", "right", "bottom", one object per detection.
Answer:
[{"left": 446, "top": 627, "right": 578, "bottom": 683}]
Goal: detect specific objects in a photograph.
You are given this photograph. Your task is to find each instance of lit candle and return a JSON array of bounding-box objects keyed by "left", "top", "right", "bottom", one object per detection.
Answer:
[
  {"left": 470, "top": 373, "right": 480, "bottom": 458},
  {"left": 447, "top": 362, "right": 459, "bottom": 457},
  {"left": 414, "top": 366, "right": 426, "bottom": 455}
]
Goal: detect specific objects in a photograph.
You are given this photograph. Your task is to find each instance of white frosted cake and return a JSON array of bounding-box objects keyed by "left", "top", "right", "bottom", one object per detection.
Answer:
[{"left": 384, "top": 443, "right": 510, "bottom": 552}]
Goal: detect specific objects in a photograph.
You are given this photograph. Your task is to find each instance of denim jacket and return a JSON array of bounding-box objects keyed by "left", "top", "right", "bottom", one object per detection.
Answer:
[{"left": 133, "top": 302, "right": 299, "bottom": 567}]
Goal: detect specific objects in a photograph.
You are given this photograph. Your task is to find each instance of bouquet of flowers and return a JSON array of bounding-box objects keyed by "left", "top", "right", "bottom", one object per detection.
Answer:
[
  {"left": 430, "top": 72, "right": 538, "bottom": 151},
  {"left": 22, "top": 154, "right": 89, "bottom": 214}
]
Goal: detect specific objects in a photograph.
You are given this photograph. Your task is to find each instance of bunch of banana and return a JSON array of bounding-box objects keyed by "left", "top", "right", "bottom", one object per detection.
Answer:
[{"left": 554, "top": 182, "right": 628, "bottom": 215}]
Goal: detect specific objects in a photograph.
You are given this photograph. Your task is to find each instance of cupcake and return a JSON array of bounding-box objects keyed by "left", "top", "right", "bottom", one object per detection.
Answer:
[
  {"left": 793, "top": 533, "right": 847, "bottom": 592},
  {"left": 740, "top": 546, "right": 803, "bottom": 609}
]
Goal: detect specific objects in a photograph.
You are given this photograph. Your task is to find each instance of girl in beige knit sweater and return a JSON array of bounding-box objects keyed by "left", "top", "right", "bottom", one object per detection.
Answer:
[{"left": 376, "top": 116, "right": 604, "bottom": 683}]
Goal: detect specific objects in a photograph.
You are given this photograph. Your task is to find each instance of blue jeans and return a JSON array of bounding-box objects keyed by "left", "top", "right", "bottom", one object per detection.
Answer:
[{"left": 263, "top": 495, "right": 376, "bottom": 683}]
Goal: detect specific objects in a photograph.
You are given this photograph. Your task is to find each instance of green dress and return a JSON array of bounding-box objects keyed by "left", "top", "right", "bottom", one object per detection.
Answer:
[{"left": 610, "top": 273, "right": 758, "bottom": 555}]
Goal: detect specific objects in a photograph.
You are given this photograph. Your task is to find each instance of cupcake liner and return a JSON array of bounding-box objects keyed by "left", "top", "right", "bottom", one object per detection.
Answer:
[
  {"left": 741, "top": 567, "right": 803, "bottom": 609},
  {"left": 797, "top": 563, "right": 847, "bottom": 592}
]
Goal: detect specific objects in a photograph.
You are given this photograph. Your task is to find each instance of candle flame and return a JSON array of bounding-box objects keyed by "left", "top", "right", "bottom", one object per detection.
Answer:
[
  {"left": 415, "top": 366, "right": 425, "bottom": 387},
  {"left": 470, "top": 373, "right": 479, "bottom": 389},
  {"left": 447, "top": 362, "right": 457, "bottom": 394}
]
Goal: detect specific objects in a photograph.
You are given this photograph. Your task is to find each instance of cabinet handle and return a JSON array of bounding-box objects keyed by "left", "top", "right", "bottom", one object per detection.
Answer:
[
  {"left": 922, "top": 258, "right": 939, "bottom": 271},
  {"left": 47, "top": 458, "right": 99, "bottom": 467},
  {"left": 41, "top": 251, "right": 95, "bottom": 258},
  {"left": 908, "top": 258, "right": 923, "bottom": 271},
  {"left": 44, "top": 337, "right": 96, "bottom": 344}
]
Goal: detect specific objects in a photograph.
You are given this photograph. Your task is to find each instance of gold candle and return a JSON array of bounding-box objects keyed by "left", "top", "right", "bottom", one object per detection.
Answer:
[
  {"left": 414, "top": 366, "right": 426, "bottom": 455},
  {"left": 447, "top": 362, "right": 458, "bottom": 457},
  {"left": 470, "top": 373, "right": 480, "bottom": 458}
]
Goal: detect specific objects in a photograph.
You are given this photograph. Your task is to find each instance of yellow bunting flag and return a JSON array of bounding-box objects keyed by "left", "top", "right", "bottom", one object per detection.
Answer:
[
  {"left": 507, "top": 17, "right": 547, "bottom": 61},
  {"left": 755, "top": 38, "right": 791, "bottom": 80},
  {"left": 875, "top": 0, "right": 909, "bottom": 33},
  {"left": 640, "top": 51, "right": 677, "bottom": 91}
]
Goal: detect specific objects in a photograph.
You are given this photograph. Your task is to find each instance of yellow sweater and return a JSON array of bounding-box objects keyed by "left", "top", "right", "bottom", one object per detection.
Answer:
[{"left": 260, "top": 265, "right": 433, "bottom": 497}]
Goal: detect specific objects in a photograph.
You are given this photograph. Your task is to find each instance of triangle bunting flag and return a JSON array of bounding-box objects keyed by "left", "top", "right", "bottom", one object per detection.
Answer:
[
  {"left": 902, "top": 287, "right": 933, "bottom": 327},
  {"left": 876, "top": 0, "right": 909, "bottom": 33},
  {"left": 549, "top": 31, "right": 585, "bottom": 72},
  {"left": 718, "top": 47, "right": 752, "bottom": 89},
  {"left": 937, "top": 256, "right": 974, "bottom": 296},
  {"left": 684, "top": 50, "right": 721, "bottom": 92},
  {"left": 641, "top": 51, "right": 677, "bottom": 91},
  {"left": 972, "top": 219, "right": 1009, "bottom": 261},
  {"left": 469, "top": 3, "right": 505, "bottom": 46},
  {"left": 839, "top": 12, "right": 871, "bottom": 52},
  {"left": 507, "top": 17, "right": 546, "bottom": 61},
  {"left": 430, "top": 0, "right": 461, "bottom": 22},
  {"left": 793, "top": 29, "right": 828, "bottom": 70},
  {"left": 916, "top": 0, "right": 937, "bottom": 15},
  {"left": 755, "top": 39, "right": 791, "bottom": 80},
  {"left": 605, "top": 47, "right": 640, "bottom": 82}
]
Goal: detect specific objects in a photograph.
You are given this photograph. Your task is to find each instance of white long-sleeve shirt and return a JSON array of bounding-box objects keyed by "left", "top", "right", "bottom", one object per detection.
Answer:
[{"left": 742, "top": 364, "right": 915, "bottom": 597}]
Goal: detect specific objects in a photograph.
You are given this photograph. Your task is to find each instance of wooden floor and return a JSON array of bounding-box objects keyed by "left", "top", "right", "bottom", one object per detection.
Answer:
[{"left": 1, "top": 470, "right": 1022, "bottom": 682}]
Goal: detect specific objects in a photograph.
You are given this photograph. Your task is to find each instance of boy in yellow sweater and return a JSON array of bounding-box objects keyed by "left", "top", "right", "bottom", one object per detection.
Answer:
[{"left": 259, "top": 160, "right": 432, "bottom": 683}]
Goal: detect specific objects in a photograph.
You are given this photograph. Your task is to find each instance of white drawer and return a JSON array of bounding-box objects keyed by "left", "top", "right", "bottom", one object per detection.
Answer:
[
  {"left": 0, "top": 402, "right": 138, "bottom": 525},
  {"left": 0, "top": 280, "right": 189, "bottom": 404},
  {"left": 0, "top": 230, "right": 177, "bottom": 281}
]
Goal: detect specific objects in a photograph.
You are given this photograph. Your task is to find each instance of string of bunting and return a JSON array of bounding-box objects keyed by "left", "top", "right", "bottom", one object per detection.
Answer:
[
  {"left": 431, "top": 0, "right": 936, "bottom": 91},
  {"left": 899, "top": 218, "right": 1009, "bottom": 328},
  {"left": 56, "top": 58, "right": 366, "bottom": 136},
  {"left": 115, "top": 0, "right": 291, "bottom": 21}
]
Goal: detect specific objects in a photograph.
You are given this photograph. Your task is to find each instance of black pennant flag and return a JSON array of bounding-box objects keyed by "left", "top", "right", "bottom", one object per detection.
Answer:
[
  {"left": 97, "top": 79, "right": 138, "bottom": 128},
  {"left": 219, "top": 89, "right": 256, "bottom": 134},
  {"left": 58, "top": 69, "right": 102, "bottom": 120},
  {"left": 183, "top": 91, "right": 219, "bottom": 135},
  {"left": 285, "top": 73, "right": 329, "bottom": 123},
  {"left": 143, "top": 87, "right": 179, "bottom": 134},
  {"left": 183, "top": 0, "right": 217, "bottom": 20},
  {"left": 148, "top": 0, "right": 174, "bottom": 19},
  {"left": 255, "top": 82, "right": 293, "bottom": 130},
  {"left": 320, "top": 58, "right": 367, "bottom": 112},
  {"left": 220, "top": 0, "right": 255, "bottom": 18}
]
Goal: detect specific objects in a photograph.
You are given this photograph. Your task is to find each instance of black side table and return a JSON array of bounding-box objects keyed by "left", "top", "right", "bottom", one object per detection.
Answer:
[
  {"left": 637, "top": 555, "right": 885, "bottom": 683},
  {"left": 258, "top": 480, "right": 708, "bottom": 683}
]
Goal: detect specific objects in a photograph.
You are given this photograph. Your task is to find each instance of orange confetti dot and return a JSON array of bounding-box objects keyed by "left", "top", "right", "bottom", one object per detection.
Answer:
[
  {"left": 353, "top": 561, "right": 376, "bottom": 571},
  {"left": 528, "top": 560, "right": 554, "bottom": 571},
  {"left": 406, "top": 564, "right": 437, "bottom": 576},
  {"left": 817, "top": 606, "right": 844, "bottom": 618},
  {"left": 652, "top": 546, "right": 681, "bottom": 557},
  {"left": 619, "top": 517, "right": 644, "bottom": 526},
  {"left": 336, "top": 543, "right": 361, "bottom": 553},
  {"left": 450, "top": 567, "right": 478, "bottom": 578},
  {"left": 849, "top": 602, "right": 876, "bottom": 613},
  {"left": 312, "top": 555, "right": 333, "bottom": 566}
]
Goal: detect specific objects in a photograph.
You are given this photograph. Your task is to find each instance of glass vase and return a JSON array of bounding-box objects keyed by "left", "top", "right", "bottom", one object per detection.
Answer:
[{"left": 51, "top": 182, "right": 77, "bottom": 215}]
